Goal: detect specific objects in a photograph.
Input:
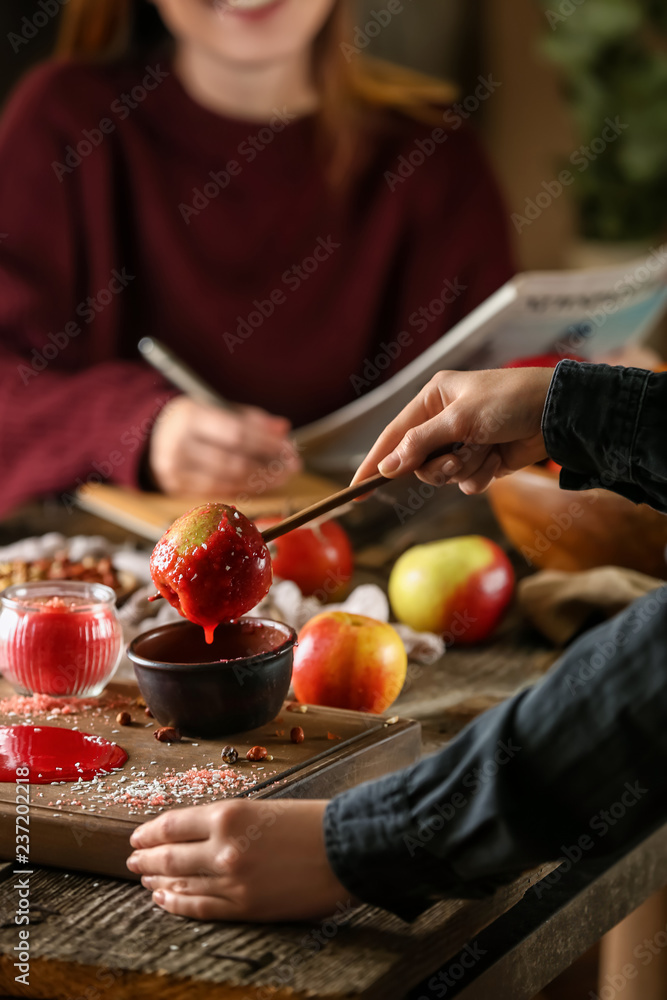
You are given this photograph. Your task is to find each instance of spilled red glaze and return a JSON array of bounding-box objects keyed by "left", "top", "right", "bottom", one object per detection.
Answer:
[
  {"left": 150, "top": 503, "right": 272, "bottom": 643},
  {"left": 0, "top": 725, "right": 127, "bottom": 783}
]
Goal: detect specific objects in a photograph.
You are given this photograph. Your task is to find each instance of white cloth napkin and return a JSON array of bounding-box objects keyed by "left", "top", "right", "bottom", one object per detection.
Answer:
[
  {"left": 0, "top": 535, "right": 445, "bottom": 682},
  {"left": 121, "top": 579, "right": 445, "bottom": 675}
]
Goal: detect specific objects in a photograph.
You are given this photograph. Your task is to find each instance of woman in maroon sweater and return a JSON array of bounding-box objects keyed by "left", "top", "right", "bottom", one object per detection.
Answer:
[{"left": 0, "top": 0, "right": 513, "bottom": 516}]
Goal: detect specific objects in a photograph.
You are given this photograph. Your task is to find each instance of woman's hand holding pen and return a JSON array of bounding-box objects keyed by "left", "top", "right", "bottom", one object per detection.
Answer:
[{"left": 149, "top": 396, "right": 301, "bottom": 496}]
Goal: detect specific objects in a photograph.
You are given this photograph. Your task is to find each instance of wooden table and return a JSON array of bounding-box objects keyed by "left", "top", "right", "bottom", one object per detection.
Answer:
[
  {"left": 0, "top": 622, "right": 559, "bottom": 1000},
  {"left": 0, "top": 624, "right": 599, "bottom": 1000},
  {"left": 0, "top": 497, "right": 664, "bottom": 999}
]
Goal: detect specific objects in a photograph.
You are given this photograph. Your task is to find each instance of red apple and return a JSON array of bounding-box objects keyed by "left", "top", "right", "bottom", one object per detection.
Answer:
[
  {"left": 255, "top": 518, "right": 353, "bottom": 599},
  {"left": 503, "top": 352, "right": 585, "bottom": 369},
  {"left": 292, "top": 611, "right": 407, "bottom": 713},
  {"left": 388, "top": 536, "right": 514, "bottom": 645}
]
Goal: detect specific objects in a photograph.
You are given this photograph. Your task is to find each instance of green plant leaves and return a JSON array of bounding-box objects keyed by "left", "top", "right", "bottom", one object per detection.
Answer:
[{"left": 537, "top": 0, "right": 667, "bottom": 240}]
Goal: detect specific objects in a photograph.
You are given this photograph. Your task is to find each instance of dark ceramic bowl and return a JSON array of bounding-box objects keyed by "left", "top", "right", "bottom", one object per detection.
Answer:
[{"left": 127, "top": 618, "right": 296, "bottom": 738}]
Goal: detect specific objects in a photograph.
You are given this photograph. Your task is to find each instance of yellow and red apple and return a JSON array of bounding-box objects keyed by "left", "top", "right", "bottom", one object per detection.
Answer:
[
  {"left": 388, "top": 536, "right": 514, "bottom": 644},
  {"left": 292, "top": 611, "right": 407, "bottom": 713}
]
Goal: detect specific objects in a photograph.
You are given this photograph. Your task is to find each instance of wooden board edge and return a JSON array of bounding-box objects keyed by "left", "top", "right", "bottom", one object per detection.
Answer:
[{"left": 0, "top": 720, "right": 422, "bottom": 882}]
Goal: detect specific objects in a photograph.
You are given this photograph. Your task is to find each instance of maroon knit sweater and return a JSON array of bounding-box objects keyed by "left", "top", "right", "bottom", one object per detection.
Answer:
[{"left": 0, "top": 56, "right": 513, "bottom": 516}]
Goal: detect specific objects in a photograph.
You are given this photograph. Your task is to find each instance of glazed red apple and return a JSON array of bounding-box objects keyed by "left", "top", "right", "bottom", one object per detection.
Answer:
[
  {"left": 150, "top": 503, "right": 272, "bottom": 643},
  {"left": 388, "top": 536, "right": 514, "bottom": 645},
  {"left": 292, "top": 611, "right": 407, "bottom": 714},
  {"left": 255, "top": 518, "right": 353, "bottom": 598}
]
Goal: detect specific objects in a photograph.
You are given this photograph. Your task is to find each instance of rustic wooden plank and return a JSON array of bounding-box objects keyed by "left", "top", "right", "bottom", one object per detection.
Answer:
[
  {"left": 395, "top": 628, "right": 557, "bottom": 736},
  {"left": 0, "top": 862, "right": 557, "bottom": 1000}
]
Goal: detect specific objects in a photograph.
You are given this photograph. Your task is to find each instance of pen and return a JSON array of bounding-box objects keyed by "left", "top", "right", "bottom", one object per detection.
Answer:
[
  {"left": 138, "top": 336, "right": 236, "bottom": 411},
  {"left": 138, "top": 336, "right": 307, "bottom": 448}
]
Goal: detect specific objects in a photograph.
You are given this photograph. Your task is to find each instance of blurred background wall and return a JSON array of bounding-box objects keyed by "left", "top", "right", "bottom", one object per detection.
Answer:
[
  {"left": 0, "top": 0, "right": 599, "bottom": 272},
  {"left": 356, "top": 0, "right": 577, "bottom": 270}
]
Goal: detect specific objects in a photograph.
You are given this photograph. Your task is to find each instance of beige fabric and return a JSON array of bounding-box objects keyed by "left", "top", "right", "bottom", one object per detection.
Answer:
[{"left": 518, "top": 565, "right": 665, "bottom": 645}]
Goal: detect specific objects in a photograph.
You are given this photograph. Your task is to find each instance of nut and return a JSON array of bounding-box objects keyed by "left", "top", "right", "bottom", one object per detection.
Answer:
[
  {"left": 144, "top": 706, "right": 154, "bottom": 718},
  {"left": 116, "top": 711, "right": 132, "bottom": 726},
  {"left": 221, "top": 745, "right": 239, "bottom": 765},
  {"left": 154, "top": 727, "right": 181, "bottom": 743},
  {"left": 290, "top": 726, "right": 305, "bottom": 744},
  {"left": 246, "top": 746, "right": 268, "bottom": 761},
  {"left": 135, "top": 696, "right": 147, "bottom": 708}
]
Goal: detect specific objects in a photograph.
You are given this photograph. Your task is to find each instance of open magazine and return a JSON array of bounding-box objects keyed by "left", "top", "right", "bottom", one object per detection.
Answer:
[{"left": 296, "top": 246, "right": 667, "bottom": 475}]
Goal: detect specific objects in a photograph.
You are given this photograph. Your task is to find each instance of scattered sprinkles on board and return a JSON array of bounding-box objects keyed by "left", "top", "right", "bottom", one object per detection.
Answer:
[
  {"left": 0, "top": 692, "right": 135, "bottom": 723},
  {"left": 0, "top": 692, "right": 267, "bottom": 816},
  {"left": 47, "top": 764, "right": 261, "bottom": 817}
]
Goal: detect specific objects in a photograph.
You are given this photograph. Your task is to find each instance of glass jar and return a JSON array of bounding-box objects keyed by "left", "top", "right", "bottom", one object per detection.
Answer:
[{"left": 0, "top": 581, "right": 123, "bottom": 697}]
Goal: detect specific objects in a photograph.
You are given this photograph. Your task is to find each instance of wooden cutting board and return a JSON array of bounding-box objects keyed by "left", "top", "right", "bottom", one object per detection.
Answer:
[
  {"left": 0, "top": 681, "right": 420, "bottom": 880},
  {"left": 75, "top": 473, "right": 340, "bottom": 541}
]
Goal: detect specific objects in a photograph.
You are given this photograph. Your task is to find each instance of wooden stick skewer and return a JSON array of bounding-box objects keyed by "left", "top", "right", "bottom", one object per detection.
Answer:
[
  {"left": 260, "top": 444, "right": 459, "bottom": 543},
  {"left": 148, "top": 446, "right": 459, "bottom": 600},
  {"left": 260, "top": 472, "right": 388, "bottom": 543}
]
